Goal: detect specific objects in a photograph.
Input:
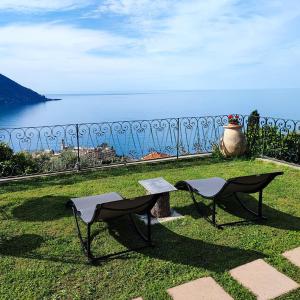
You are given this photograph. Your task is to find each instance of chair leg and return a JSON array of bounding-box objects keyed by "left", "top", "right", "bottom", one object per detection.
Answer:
[
  {"left": 188, "top": 188, "right": 221, "bottom": 228},
  {"left": 72, "top": 207, "right": 95, "bottom": 261},
  {"left": 129, "top": 212, "right": 152, "bottom": 244},
  {"left": 258, "top": 190, "right": 263, "bottom": 218},
  {"left": 73, "top": 208, "right": 86, "bottom": 250},
  {"left": 212, "top": 198, "right": 224, "bottom": 229},
  {"left": 233, "top": 192, "right": 266, "bottom": 220},
  {"left": 146, "top": 210, "right": 153, "bottom": 246},
  {"left": 188, "top": 189, "right": 267, "bottom": 228},
  {"left": 86, "top": 223, "right": 93, "bottom": 261},
  {"left": 188, "top": 187, "right": 203, "bottom": 215},
  {"left": 88, "top": 213, "right": 154, "bottom": 264},
  {"left": 212, "top": 198, "right": 216, "bottom": 226},
  {"left": 73, "top": 208, "right": 155, "bottom": 264},
  {"left": 214, "top": 192, "right": 267, "bottom": 228}
]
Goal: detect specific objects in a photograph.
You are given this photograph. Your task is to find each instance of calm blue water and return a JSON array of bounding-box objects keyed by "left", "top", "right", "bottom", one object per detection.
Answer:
[{"left": 0, "top": 89, "right": 299, "bottom": 127}]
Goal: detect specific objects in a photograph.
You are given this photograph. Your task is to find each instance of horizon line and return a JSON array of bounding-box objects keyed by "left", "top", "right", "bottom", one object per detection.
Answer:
[{"left": 44, "top": 87, "right": 300, "bottom": 95}]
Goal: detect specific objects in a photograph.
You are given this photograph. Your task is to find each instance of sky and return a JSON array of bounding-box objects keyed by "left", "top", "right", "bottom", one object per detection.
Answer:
[{"left": 0, "top": 0, "right": 299, "bottom": 93}]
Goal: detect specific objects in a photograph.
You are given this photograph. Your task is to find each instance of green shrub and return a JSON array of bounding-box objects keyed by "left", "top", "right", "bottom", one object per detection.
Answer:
[
  {"left": 32, "top": 152, "right": 52, "bottom": 173},
  {"left": 11, "top": 152, "right": 39, "bottom": 175},
  {"left": 59, "top": 150, "right": 77, "bottom": 169},
  {"left": 0, "top": 142, "right": 13, "bottom": 161},
  {"left": 246, "top": 110, "right": 261, "bottom": 157},
  {"left": 261, "top": 128, "right": 300, "bottom": 163},
  {"left": 0, "top": 160, "right": 14, "bottom": 177},
  {"left": 245, "top": 110, "right": 300, "bottom": 164},
  {"left": 211, "top": 143, "right": 226, "bottom": 160},
  {"left": 46, "top": 150, "right": 78, "bottom": 172},
  {"left": 0, "top": 143, "right": 43, "bottom": 176}
]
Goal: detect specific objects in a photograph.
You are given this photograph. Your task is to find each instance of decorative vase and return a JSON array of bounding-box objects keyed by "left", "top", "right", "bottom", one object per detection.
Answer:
[{"left": 220, "top": 124, "right": 247, "bottom": 157}]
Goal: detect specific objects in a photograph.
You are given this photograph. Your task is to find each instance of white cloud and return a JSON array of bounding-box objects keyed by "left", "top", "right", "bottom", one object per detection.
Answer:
[
  {"left": 0, "top": 23, "right": 133, "bottom": 56},
  {"left": 0, "top": 0, "right": 91, "bottom": 12},
  {"left": 92, "top": 0, "right": 300, "bottom": 63},
  {"left": 87, "top": 0, "right": 176, "bottom": 31},
  {"left": 98, "top": 0, "right": 174, "bottom": 16},
  {"left": 0, "top": 0, "right": 299, "bottom": 92},
  {"left": 0, "top": 23, "right": 141, "bottom": 92}
]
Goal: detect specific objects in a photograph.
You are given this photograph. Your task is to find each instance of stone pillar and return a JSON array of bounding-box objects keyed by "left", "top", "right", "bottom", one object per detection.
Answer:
[{"left": 151, "top": 192, "right": 171, "bottom": 218}]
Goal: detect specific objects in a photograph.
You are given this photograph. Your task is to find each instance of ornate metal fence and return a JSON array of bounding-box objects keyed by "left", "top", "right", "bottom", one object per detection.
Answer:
[
  {"left": 0, "top": 114, "right": 299, "bottom": 177},
  {"left": 240, "top": 115, "right": 300, "bottom": 164}
]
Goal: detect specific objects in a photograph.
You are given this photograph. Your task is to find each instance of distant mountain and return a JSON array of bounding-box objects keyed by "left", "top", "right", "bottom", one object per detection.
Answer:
[{"left": 0, "top": 74, "right": 51, "bottom": 105}]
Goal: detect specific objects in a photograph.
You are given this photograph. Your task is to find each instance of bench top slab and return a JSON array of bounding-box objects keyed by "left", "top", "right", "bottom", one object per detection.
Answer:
[{"left": 138, "top": 177, "right": 177, "bottom": 194}]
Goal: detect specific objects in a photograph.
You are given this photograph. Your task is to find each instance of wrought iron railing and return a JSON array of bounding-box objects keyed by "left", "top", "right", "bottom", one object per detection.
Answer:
[
  {"left": 241, "top": 115, "right": 300, "bottom": 164},
  {"left": 0, "top": 114, "right": 299, "bottom": 177}
]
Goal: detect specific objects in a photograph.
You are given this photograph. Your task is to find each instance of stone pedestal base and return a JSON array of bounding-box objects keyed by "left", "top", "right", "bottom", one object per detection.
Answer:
[
  {"left": 138, "top": 209, "right": 183, "bottom": 225},
  {"left": 151, "top": 192, "right": 171, "bottom": 218}
]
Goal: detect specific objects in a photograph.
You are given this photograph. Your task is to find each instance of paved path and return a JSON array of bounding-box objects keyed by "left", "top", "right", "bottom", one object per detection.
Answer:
[
  {"left": 230, "top": 259, "right": 299, "bottom": 300},
  {"left": 167, "top": 277, "right": 233, "bottom": 300},
  {"left": 283, "top": 247, "right": 300, "bottom": 268},
  {"left": 133, "top": 247, "right": 300, "bottom": 300}
]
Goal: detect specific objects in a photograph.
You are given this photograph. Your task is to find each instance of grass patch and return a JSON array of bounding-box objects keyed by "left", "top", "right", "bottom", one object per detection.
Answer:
[{"left": 0, "top": 157, "right": 299, "bottom": 299}]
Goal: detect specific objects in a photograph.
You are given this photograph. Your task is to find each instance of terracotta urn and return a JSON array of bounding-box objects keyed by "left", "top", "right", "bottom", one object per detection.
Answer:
[{"left": 220, "top": 124, "right": 247, "bottom": 157}]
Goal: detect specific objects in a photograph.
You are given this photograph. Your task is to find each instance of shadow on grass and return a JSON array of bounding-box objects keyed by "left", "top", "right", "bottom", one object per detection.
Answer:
[
  {"left": 0, "top": 234, "right": 44, "bottom": 256},
  {"left": 0, "top": 212, "right": 263, "bottom": 268},
  {"left": 176, "top": 193, "right": 300, "bottom": 231},
  {"left": 0, "top": 157, "right": 231, "bottom": 193},
  {"left": 12, "top": 196, "right": 71, "bottom": 221},
  {"left": 0, "top": 233, "right": 84, "bottom": 264},
  {"left": 105, "top": 217, "right": 264, "bottom": 272},
  {"left": 0, "top": 206, "right": 10, "bottom": 219}
]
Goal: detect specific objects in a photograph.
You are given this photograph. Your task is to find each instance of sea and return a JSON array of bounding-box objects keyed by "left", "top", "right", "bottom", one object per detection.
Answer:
[{"left": 0, "top": 89, "right": 299, "bottom": 128}]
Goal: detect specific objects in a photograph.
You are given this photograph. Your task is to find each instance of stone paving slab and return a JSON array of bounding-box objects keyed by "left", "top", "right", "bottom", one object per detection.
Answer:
[
  {"left": 283, "top": 247, "right": 300, "bottom": 268},
  {"left": 230, "top": 259, "right": 299, "bottom": 300},
  {"left": 167, "top": 276, "right": 233, "bottom": 300},
  {"left": 132, "top": 298, "right": 143, "bottom": 300}
]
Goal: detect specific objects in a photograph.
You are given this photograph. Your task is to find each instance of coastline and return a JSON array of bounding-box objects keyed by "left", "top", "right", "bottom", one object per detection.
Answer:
[{"left": 46, "top": 98, "right": 61, "bottom": 101}]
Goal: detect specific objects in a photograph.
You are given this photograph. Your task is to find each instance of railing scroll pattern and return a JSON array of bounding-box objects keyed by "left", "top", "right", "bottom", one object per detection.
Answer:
[{"left": 0, "top": 114, "right": 299, "bottom": 177}]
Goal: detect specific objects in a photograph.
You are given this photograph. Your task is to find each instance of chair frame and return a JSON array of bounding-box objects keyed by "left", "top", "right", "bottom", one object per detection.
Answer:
[
  {"left": 187, "top": 187, "right": 266, "bottom": 229},
  {"left": 179, "top": 172, "right": 283, "bottom": 229},
  {"left": 70, "top": 194, "right": 160, "bottom": 263}
]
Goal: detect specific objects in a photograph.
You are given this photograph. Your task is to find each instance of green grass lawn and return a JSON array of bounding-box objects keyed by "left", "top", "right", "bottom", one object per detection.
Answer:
[{"left": 0, "top": 158, "right": 299, "bottom": 300}]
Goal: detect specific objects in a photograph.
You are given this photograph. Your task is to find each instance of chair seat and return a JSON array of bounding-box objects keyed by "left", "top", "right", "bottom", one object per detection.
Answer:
[
  {"left": 70, "top": 192, "right": 123, "bottom": 223},
  {"left": 185, "top": 177, "right": 227, "bottom": 198}
]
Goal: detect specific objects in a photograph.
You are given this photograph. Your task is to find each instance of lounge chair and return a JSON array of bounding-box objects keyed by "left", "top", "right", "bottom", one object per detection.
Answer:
[
  {"left": 175, "top": 172, "right": 283, "bottom": 228},
  {"left": 67, "top": 192, "right": 161, "bottom": 263}
]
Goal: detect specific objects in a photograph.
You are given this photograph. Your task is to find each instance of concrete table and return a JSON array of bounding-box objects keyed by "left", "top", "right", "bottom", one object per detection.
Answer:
[{"left": 138, "top": 177, "right": 177, "bottom": 218}]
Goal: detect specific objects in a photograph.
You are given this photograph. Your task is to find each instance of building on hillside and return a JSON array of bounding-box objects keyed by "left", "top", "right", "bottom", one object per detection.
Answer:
[
  {"left": 72, "top": 143, "right": 117, "bottom": 162},
  {"left": 97, "top": 143, "right": 117, "bottom": 161},
  {"left": 142, "top": 151, "right": 170, "bottom": 160}
]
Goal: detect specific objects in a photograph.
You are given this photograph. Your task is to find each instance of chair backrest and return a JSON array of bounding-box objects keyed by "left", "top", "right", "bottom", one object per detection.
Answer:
[
  {"left": 94, "top": 194, "right": 159, "bottom": 221},
  {"left": 220, "top": 172, "right": 283, "bottom": 196}
]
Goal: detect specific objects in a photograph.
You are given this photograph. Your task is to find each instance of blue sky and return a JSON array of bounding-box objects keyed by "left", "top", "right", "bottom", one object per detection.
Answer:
[{"left": 0, "top": 0, "right": 299, "bottom": 93}]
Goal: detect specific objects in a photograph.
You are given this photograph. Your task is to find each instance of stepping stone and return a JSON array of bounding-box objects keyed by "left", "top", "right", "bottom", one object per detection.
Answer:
[
  {"left": 132, "top": 298, "right": 143, "bottom": 300},
  {"left": 283, "top": 247, "right": 300, "bottom": 268},
  {"left": 230, "top": 259, "right": 299, "bottom": 300},
  {"left": 167, "top": 276, "right": 233, "bottom": 300}
]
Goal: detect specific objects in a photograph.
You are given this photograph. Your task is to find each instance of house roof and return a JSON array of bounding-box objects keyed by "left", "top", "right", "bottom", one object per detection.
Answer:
[{"left": 142, "top": 151, "right": 170, "bottom": 160}]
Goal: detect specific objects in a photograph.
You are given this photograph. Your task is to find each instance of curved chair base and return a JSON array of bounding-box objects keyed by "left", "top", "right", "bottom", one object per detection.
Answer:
[
  {"left": 73, "top": 208, "right": 153, "bottom": 263},
  {"left": 188, "top": 188, "right": 267, "bottom": 229}
]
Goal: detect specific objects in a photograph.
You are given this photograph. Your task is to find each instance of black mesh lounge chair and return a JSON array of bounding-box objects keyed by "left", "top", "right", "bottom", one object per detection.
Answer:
[
  {"left": 68, "top": 192, "right": 161, "bottom": 263},
  {"left": 175, "top": 172, "right": 283, "bottom": 228}
]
